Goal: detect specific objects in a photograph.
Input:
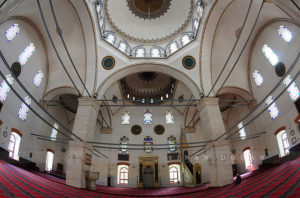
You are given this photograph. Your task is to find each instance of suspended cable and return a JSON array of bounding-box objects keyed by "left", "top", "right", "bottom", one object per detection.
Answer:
[
  {"left": 216, "top": 0, "right": 264, "bottom": 95},
  {"left": 93, "top": 148, "right": 108, "bottom": 159},
  {"left": 0, "top": 50, "right": 83, "bottom": 142},
  {"left": 49, "top": 0, "right": 91, "bottom": 97},
  {"left": 36, "top": 0, "right": 81, "bottom": 96},
  {"left": 206, "top": 0, "right": 254, "bottom": 96},
  {"left": 88, "top": 141, "right": 208, "bottom": 146}
]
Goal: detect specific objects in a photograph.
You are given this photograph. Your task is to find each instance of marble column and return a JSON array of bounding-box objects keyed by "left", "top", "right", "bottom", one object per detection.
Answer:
[
  {"left": 197, "top": 97, "right": 233, "bottom": 187},
  {"left": 66, "top": 97, "right": 99, "bottom": 188}
]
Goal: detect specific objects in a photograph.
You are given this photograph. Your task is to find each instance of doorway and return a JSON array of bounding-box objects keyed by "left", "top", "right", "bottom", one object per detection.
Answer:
[{"left": 144, "top": 166, "right": 154, "bottom": 188}]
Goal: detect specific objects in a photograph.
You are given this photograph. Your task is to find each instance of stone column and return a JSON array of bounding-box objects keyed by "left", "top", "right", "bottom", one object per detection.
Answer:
[
  {"left": 197, "top": 97, "right": 233, "bottom": 187},
  {"left": 66, "top": 97, "right": 99, "bottom": 188}
]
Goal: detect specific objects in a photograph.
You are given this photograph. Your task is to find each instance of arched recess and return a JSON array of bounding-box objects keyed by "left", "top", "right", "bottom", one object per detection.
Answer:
[{"left": 96, "top": 63, "right": 202, "bottom": 100}]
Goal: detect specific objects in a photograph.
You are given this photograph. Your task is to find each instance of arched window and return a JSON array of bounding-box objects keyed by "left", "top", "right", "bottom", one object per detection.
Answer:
[
  {"left": 252, "top": 70, "right": 264, "bottom": 87},
  {"left": 275, "top": 128, "right": 290, "bottom": 157},
  {"left": 278, "top": 25, "right": 293, "bottom": 43},
  {"left": 99, "top": 17, "right": 104, "bottom": 28},
  {"left": 166, "top": 110, "right": 174, "bottom": 124},
  {"left": 243, "top": 148, "right": 252, "bottom": 170},
  {"left": 151, "top": 48, "right": 161, "bottom": 57},
  {"left": 105, "top": 33, "right": 115, "bottom": 45},
  {"left": 33, "top": 70, "right": 44, "bottom": 87},
  {"left": 96, "top": 0, "right": 103, "bottom": 14},
  {"left": 117, "top": 165, "right": 129, "bottom": 185},
  {"left": 262, "top": 44, "right": 278, "bottom": 66},
  {"left": 144, "top": 109, "right": 152, "bottom": 124},
  {"left": 283, "top": 75, "right": 299, "bottom": 102},
  {"left": 144, "top": 136, "right": 153, "bottom": 153},
  {"left": 196, "top": 1, "right": 204, "bottom": 17},
  {"left": 45, "top": 150, "right": 54, "bottom": 172},
  {"left": 120, "top": 136, "right": 129, "bottom": 153},
  {"left": 18, "top": 96, "right": 31, "bottom": 121},
  {"left": 169, "top": 41, "right": 178, "bottom": 54},
  {"left": 0, "top": 74, "right": 13, "bottom": 102},
  {"left": 18, "top": 43, "right": 35, "bottom": 66},
  {"left": 193, "top": 19, "right": 199, "bottom": 31},
  {"left": 51, "top": 123, "right": 58, "bottom": 141},
  {"left": 169, "top": 166, "right": 179, "bottom": 184},
  {"left": 118, "top": 41, "right": 127, "bottom": 53},
  {"left": 181, "top": 34, "right": 191, "bottom": 46},
  {"left": 135, "top": 48, "right": 145, "bottom": 57},
  {"left": 168, "top": 136, "right": 177, "bottom": 152},
  {"left": 122, "top": 111, "right": 130, "bottom": 125},
  {"left": 8, "top": 131, "right": 21, "bottom": 161},
  {"left": 237, "top": 122, "right": 246, "bottom": 140},
  {"left": 5, "top": 24, "right": 20, "bottom": 42},
  {"left": 265, "top": 96, "right": 279, "bottom": 119}
]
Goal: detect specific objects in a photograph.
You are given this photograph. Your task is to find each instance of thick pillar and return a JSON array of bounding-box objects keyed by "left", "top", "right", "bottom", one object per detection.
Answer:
[
  {"left": 197, "top": 97, "right": 233, "bottom": 187},
  {"left": 66, "top": 97, "right": 99, "bottom": 188}
]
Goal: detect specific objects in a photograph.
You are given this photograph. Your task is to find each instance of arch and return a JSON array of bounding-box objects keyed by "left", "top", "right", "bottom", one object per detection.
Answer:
[
  {"left": 242, "top": 146, "right": 250, "bottom": 152},
  {"left": 43, "top": 86, "right": 78, "bottom": 101},
  {"left": 274, "top": 126, "right": 286, "bottom": 136},
  {"left": 193, "top": 163, "right": 202, "bottom": 185},
  {"left": 96, "top": 63, "right": 201, "bottom": 100},
  {"left": 47, "top": 149, "right": 55, "bottom": 154},
  {"left": 218, "top": 86, "right": 253, "bottom": 101},
  {"left": 11, "top": 128, "right": 22, "bottom": 137}
]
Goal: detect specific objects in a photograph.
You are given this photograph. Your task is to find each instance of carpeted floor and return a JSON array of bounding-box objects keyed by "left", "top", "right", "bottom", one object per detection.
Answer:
[{"left": 0, "top": 157, "right": 299, "bottom": 197}]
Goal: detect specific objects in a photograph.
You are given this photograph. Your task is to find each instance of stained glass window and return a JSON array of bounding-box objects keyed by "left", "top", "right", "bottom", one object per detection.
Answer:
[
  {"left": 33, "top": 70, "right": 44, "bottom": 87},
  {"left": 166, "top": 111, "right": 174, "bottom": 124},
  {"left": 144, "top": 109, "right": 152, "bottom": 124},
  {"left": 144, "top": 136, "right": 153, "bottom": 153},
  {"left": 51, "top": 123, "right": 58, "bottom": 141},
  {"left": 168, "top": 136, "right": 177, "bottom": 152},
  {"left": 252, "top": 70, "right": 264, "bottom": 87},
  {"left": 120, "top": 136, "right": 129, "bottom": 153},
  {"left": 18, "top": 96, "right": 31, "bottom": 121},
  {"left": 135, "top": 48, "right": 145, "bottom": 57},
  {"left": 169, "top": 41, "right": 178, "bottom": 54},
  {"left": 118, "top": 41, "right": 127, "bottom": 53},
  {"left": 18, "top": 43, "right": 35, "bottom": 66},
  {"left": 265, "top": 96, "right": 279, "bottom": 119},
  {"left": 262, "top": 44, "right": 278, "bottom": 66},
  {"left": 181, "top": 35, "right": 191, "bottom": 46},
  {"left": 278, "top": 25, "right": 293, "bottom": 43},
  {"left": 151, "top": 48, "right": 161, "bottom": 57},
  {"left": 122, "top": 111, "right": 130, "bottom": 125},
  {"left": 5, "top": 24, "right": 20, "bottom": 42},
  {"left": 238, "top": 122, "right": 246, "bottom": 140},
  {"left": 0, "top": 74, "right": 13, "bottom": 102},
  {"left": 283, "top": 75, "right": 299, "bottom": 101},
  {"left": 105, "top": 33, "right": 115, "bottom": 45}
]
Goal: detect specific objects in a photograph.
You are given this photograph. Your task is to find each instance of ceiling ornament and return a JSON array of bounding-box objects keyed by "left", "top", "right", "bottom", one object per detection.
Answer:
[{"left": 127, "top": 0, "right": 172, "bottom": 20}]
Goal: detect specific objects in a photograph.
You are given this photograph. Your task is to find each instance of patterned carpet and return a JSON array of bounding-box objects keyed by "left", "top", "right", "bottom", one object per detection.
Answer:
[{"left": 0, "top": 157, "right": 299, "bottom": 197}]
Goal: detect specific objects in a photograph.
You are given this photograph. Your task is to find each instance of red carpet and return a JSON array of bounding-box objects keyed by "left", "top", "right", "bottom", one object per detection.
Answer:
[{"left": 0, "top": 157, "right": 299, "bottom": 197}]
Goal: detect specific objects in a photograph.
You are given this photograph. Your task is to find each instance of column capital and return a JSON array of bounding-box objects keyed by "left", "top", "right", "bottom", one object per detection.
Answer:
[
  {"left": 197, "top": 97, "right": 219, "bottom": 111},
  {"left": 78, "top": 97, "right": 100, "bottom": 112}
]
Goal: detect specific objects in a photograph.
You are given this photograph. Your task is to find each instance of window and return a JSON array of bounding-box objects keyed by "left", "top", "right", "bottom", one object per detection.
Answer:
[
  {"left": 18, "top": 43, "right": 35, "bottom": 66},
  {"left": 135, "top": 48, "right": 145, "bottom": 57},
  {"left": 266, "top": 96, "right": 279, "bottom": 119},
  {"left": 278, "top": 25, "right": 293, "bottom": 43},
  {"left": 193, "top": 19, "right": 199, "bottom": 31},
  {"left": 120, "top": 136, "right": 129, "bottom": 153},
  {"left": 151, "top": 48, "right": 161, "bottom": 57},
  {"left": 144, "top": 136, "right": 153, "bottom": 153},
  {"left": 196, "top": 1, "right": 204, "bottom": 17},
  {"left": 18, "top": 96, "right": 31, "bottom": 121},
  {"left": 262, "top": 44, "right": 278, "bottom": 66},
  {"left": 122, "top": 111, "right": 130, "bottom": 125},
  {"left": 238, "top": 122, "right": 246, "bottom": 140},
  {"left": 276, "top": 129, "right": 290, "bottom": 157},
  {"left": 105, "top": 33, "right": 115, "bottom": 45},
  {"left": 252, "top": 70, "right": 264, "bottom": 87},
  {"left": 117, "top": 165, "right": 129, "bottom": 185},
  {"left": 166, "top": 111, "right": 174, "bottom": 124},
  {"left": 169, "top": 166, "right": 179, "bottom": 184},
  {"left": 99, "top": 17, "right": 104, "bottom": 28},
  {"left": 8, "top": 131, "right": 21, "bottom": 161},
  {"left": 181, "top": 35, "right": 191, "bottom": 46},
  {"left": 168, "top": 136, "right": 177, "bottom": 152},
  {"left": 96, "top": 1, "right": 103, "bottom": 14},
  {"left": 51, "top": 123, "right": 58, "bottom": 141},
  {"left": 45, "top": 150, "right": 54, "bottom": 172},
  {"left": 0, "top": 74, "right": 13, "bottom": 102},
  {"left": 33, "top": 70, "right": 44, "bottom": 87},
  {"left": 144, "top": 109, "right": 152, "bottom": 124},
  {"left": 5, "top": 24, "right": 20, "bottom": 42},
  {"left": 169, "top": 41, "right": 178, "bottom": 54},
  {"left": 243, "top": 148, "right": 253, "bottom": 170},
  {"left": 118, "top": 41, "right": 127, "bottom": 53},
  {"left": 283, "top": 75, "right": 299, "bottom": 102}
]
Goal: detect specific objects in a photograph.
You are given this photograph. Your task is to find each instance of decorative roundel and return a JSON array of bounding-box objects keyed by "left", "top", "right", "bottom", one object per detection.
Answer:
[
  {"left": 131, "top": 125, "right": 142, "bottom": 135},
  {"left": 290, "top": 130, "right": 295, "bottom": 136},
  {"left": 275, "top": 61, "right": 286, "bottom": 77},
  {"left": 102, "top": 56, "right": 115, "bottom": 70},
  {"left": 154, "top": 124, "right": 165, "bottom": 135},
  {"left": 3, "top": 130, "right": 7, "bottom": 138},
  {"left": 11, "top": 62, "right": 21, "bottom": 78},
  {"left": 182, "top": 56, "right": 196, "bottom": 69}
]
